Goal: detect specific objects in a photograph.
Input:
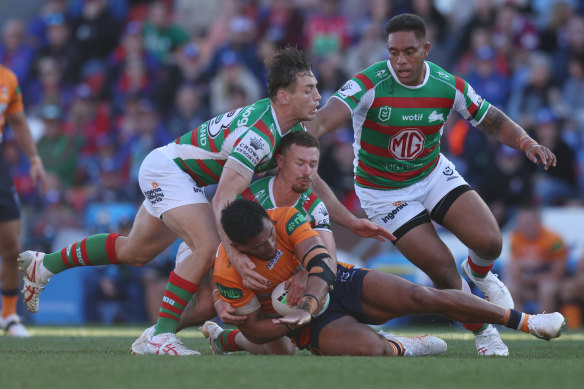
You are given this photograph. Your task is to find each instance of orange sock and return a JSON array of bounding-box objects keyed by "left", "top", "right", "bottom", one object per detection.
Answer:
[{"left": 1, "top": 294, "right": 18, "bottom": 319}]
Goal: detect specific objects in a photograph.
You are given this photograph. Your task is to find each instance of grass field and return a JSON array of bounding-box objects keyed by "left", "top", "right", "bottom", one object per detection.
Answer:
[{"left": 1, "top": 325, "right": 583, "bottom": 389}]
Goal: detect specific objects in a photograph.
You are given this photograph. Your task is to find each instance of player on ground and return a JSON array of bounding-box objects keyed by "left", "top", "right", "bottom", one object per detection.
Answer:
[
  {"left": 306, "top": 13, "right": 557, "bottom": 356},
  {"left": 19, "top": 48, "right": 390, "bottom": 355},
  {"left": 130, "top": 131, "right": 345, "bottom": 355},
  {"left": 202, "top": 199, "right": 565, "bottom": 357},
  {"left": 0, "top": 65, "right": 47, "bottom": 337}
]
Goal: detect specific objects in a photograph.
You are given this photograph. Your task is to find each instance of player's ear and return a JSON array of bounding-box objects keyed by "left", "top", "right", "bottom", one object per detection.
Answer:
[
  {"left": 277, "top": 88, "right": 290, "bottom": 105},
  {"left": 423, "top": 42, "right": 430, "bottom": 58}
]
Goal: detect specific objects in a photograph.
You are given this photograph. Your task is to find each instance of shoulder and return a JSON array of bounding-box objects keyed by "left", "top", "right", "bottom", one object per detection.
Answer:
[{"left": 0, "top": 66, "right": 18, "bottom": 83}]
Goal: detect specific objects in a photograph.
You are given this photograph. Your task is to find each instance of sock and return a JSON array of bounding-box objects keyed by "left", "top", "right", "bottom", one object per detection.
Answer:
[
  {"left": 1, "top": 290, "right": 18, "bottom": 319},
  {"left": 385, "top": 339, "right": 404, "bottom": 356},
  {"left": 216, "top": 329, "right": 244, "bottom": 352},
  {"left": 43, "top": 233, "right": 121, "bottom": 274},
  {"left": 504, "top": 309, "right": 531, "bottom": 333},
  {"left": 459, "top": 276, "right": 489, "bottom": 333},
  {"left": 466, "top": 250, "right": 495, "bottom": 279},
  {"left": 154, "top": 271, "right": 198, "bottom": 335}
]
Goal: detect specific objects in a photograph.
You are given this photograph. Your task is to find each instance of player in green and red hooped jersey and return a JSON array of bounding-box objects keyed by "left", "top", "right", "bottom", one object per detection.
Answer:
[
  {"left": 19, "top": 48, "right": 392, "bottom": 355},
  {"left": 307, "top": 13, "right": 557, "bottom": 356}
]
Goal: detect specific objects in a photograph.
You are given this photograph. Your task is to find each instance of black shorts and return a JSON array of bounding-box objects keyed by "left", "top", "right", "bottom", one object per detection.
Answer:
[
  {"left": 0, "top": 156, "right": 20, "bottom": 222},
  {"left": 291, "top": 263, "right": 371, "bottom": 354}
]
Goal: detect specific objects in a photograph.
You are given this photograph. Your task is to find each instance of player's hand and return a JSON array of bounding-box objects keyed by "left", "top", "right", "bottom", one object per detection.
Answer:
[
  {"left": 350, "top": 218, "right": 396, "bottom": 242},
  {"left": 284, "top": 270, "right": 308, "bottom": 306},
  {"left": 272, "top": 308, "right": 312, "bottom": 327},
  {"left": 229, "top": 251, "right": 269, "bottom": 290},
  {"left": 214, "top": 299, "right": 247, "bottom": 325},
  {"left": 525, "top": 144, "right": 557, "bottom": 171},
  {"left": 29, "top": 157, "right": 47, "bottom": 195}
]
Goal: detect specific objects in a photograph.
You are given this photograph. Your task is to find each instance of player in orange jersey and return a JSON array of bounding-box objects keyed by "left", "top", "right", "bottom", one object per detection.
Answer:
[
  {"left": 0, "top": 65, "right": 46, "bottom": 336},
  {"left": 201, "top": 199, "right": 564, "bottom": 356}
]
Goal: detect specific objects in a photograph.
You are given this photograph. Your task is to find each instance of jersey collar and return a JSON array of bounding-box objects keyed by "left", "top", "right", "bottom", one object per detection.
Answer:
[{"left": 386, "top": 60, "right": 430, "bottom": 89}]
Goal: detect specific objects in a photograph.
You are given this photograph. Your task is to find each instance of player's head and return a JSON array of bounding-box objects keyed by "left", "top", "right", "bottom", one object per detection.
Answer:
[
  {"left": 277, "top": 131, "right": 321, "bottom": 193},
  {"left": 385, "top": 13, "right": 430, "bottom": 86},
  {"left": 266, "top": 47, "right": 321, "bottom": 121},
  {"left": 221, "top": 199, "right": 277, "bottom": 260}
]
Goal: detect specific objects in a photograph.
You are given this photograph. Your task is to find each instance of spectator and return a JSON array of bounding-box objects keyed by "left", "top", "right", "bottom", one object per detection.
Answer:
[
  {"left": 142, "top": 0, "right": 189, "bottom": 65},
  {"left": 343, "top": 21, "right": 387, "bottom": 78},
  {"left": 465, "top": 45, "right": 510, "bottom": 109},
  {"left": 0, "top": 19, "right": 36, "bottom": 92},
  {"left": 256, "top": 0, "right": 305, "bottom": 49},
  {"left": 68, "top": 0, "right": 121, "bottom": 82},
  {"left": 532, "top": 108, "right": 579, "bottom": 205},
  {"left": 507, "top": 205, "right": 568, "bottom": 313},
  {"left": 165, "top": 84, "right": 208, "bottom": 138},
  {"left": 556, "top": 255, "right": 584, "bottom": 329},
  {"left": 304, "top": 0, "right": 350, "bottom": 59},
  {"left": 208, "top": 50, "right": 262, "bottom": 116}
]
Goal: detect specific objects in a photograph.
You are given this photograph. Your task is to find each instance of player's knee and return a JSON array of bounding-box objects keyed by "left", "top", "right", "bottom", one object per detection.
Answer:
[
  {"left": 352, "top": 336, "right": 388, "bottom": 356},
  {"left": 473, "top": 231, "right": 502, "bottom": 259},
  {"left": 427, "top": 267, "right": 461, "bottom": 290}
]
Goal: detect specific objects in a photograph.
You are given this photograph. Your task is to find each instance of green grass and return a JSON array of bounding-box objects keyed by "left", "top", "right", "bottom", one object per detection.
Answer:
[{"left": 1, "top": 325, "right": 583, "bottom": 389}]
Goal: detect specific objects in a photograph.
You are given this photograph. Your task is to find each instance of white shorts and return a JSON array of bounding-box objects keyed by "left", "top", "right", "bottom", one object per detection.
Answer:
[
  {"left": 356, "top": 154, "right": 470, "bottom": 234},
  {"left": 138, "top": 148, "right": 208, "bottom": 218}
]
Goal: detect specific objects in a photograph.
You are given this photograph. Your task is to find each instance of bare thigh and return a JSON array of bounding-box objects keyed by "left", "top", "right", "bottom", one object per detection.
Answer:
[
  {"left": 441, "top": 190, "right": 501, "bottom": 259},
  {"left": 0, "top": 219, "right": 21, "bottom": 288},
  {"left": 318, "top": 315, "right": 393, "bottom": 356},
  {"left": 395, "top": 222, "right": 461, "bottom": 289},
  {"left": 115, "top": 205, "right": 178, "bottom": 266}
]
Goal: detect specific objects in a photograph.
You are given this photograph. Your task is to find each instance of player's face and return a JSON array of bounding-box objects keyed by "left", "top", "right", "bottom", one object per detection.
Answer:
[
  {"left": 277, "top": 144, "right": 320, "bottom": 193},
  {"left": 386, "top": 31, "right": 430, "bottom": 86},
  {"left": 288, "top": 73, "right": 321, "bottom": 121},
  {"left": 236, "top": 218, "right": 278, "bottom": 261}
]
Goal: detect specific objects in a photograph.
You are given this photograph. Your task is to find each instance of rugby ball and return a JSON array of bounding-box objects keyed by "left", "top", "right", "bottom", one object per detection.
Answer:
[{"left": 271, "top": 281, "right": 330, "bottom": 317}]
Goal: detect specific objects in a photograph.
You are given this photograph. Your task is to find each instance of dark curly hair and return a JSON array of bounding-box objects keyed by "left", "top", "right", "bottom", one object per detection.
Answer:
[
  {"left": 266, "top": 47, "right": 312, "bottom": 99},
  {"left": 221, "top": 199, "right": 270, "bottom": 245},
  {"left": 385, "top": 13, "right": 426, "bottom": 40}
]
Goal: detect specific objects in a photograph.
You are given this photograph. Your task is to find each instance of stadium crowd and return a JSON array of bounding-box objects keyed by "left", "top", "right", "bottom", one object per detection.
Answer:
[{"left": 1, "top": 0, "right": 584, "bottom": 325}]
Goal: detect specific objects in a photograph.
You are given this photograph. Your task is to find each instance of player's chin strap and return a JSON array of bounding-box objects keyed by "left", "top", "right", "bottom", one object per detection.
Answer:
[{"left": 301, "top": 244, "right": 336, "bottom": 290}]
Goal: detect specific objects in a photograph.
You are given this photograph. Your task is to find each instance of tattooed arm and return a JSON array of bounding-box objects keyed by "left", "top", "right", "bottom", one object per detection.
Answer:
[{"left": 477, "top": 105, "right": 557, "bottom": 170}]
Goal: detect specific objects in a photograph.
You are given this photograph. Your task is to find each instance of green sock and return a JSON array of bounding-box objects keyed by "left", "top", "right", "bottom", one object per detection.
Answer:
[
  {"left": 154, "top": 271, "right": 198, "bottom": 335},
  {"left": 43, "top": 233, "right": 121, "bottom": 274}
]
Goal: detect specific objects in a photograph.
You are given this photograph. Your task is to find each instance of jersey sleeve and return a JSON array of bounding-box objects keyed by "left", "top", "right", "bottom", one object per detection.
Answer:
[
  {"left": 452, "top": 76, "right": 491, "bottom": 126},
  {"left": 272, "top": 207, "right": 320, "bottom": 247},
  {"left": 304, "top": 192, "right": 331, "bottom": 231},
  {"left": 6, "top": 70, "right": 24, "bottom": 115},
  {"left": 212, "top": 245, "right": 256, "bottom": 309},
  {"left": 228, "top": 128, "right": 272, "bottom": 174}
]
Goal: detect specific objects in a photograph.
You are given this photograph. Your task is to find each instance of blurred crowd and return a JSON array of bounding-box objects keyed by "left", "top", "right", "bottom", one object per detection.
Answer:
[{"left": 1, "top": 0, "right": 584, "bottom": 324}]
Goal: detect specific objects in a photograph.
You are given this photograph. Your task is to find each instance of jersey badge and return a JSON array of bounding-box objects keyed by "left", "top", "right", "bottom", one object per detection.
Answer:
[
  {"left": 437, "top": 71, "right": 450, "bottom": 80},
  {"left": 378, "top": 106, "right": 392, "bottom": 122},
  {"left": 338, "top": 80, "right": 361, "bottom": 98},
  {"left": 428, "top": 110, "right": 445, "bottom": 123}
]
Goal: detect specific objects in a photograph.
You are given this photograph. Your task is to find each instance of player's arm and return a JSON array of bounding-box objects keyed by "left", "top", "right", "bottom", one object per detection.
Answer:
[
  {"left": 476, "top": 105, "right": 556, "bottom": 170},
  {"left": 312, "top": 173, "right": 395, "bottom": 242},
  {"left": 237, "top": 307, "right": 293, "bottom": 344},
  {"left": 212, "top": 165, "right": 270, "bottom": 290},
  {"left": 306, "top": 97, "right": 351, "bottom": 139},
  {"left": 7, "top": 110, "right": 47, "bottom": 193},
  {"left": 273, "top": 234, "right": 336, "bottom": 327}
]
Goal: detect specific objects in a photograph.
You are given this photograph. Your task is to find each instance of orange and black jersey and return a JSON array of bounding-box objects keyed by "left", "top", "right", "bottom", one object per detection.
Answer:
[
  {"left": 213, "top": 207, "right": 319, "bottom": 315},
  {"left": 0, "top": 65, "right": 24, "bottom": 143}
]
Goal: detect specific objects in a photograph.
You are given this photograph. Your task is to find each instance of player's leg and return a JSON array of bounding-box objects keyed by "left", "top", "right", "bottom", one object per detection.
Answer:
[
  {"left": 317, "top": 316, "right": 446, "bottom": 356},
  {"left": 145, "top": 202, "right": 220, "bottom": 355},
  {"left": 19, "top": 204, "right": 177, "bottom": 313},
  {"left": 0, "top": 218, "right": 29, "bottom": 337},
  {"left": 200, "top": 320, "right": 296, "bottom": 355},
  {"left": 359, "top": 270, "right": 565, "bottom": 341}
]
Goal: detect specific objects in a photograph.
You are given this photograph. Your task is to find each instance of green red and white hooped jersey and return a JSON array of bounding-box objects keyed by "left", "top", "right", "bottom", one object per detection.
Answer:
[
  {"left": 162, "top": 98, "right": 305, "bottom": 187},
  {"left": 332, "top": 60, "right": 491, "bottom": 190},
  {"left": 239, "top": 176, "right": 331, "bottom": 232}
]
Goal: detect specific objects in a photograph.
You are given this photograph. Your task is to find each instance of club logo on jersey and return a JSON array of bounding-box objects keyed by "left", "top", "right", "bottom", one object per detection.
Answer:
[
  {"left": 388, "top": 128, "right": 425, "bottom": 160},
  {"left": 253, "top": 189, "right": 269, "bottom": 204},
  {"left": 338, "top": 80, "right": 361, "bottom": 98},
  {"left": 216, "top": 283, "right": 244, "bottom": 300},
  {"left": 286, "top": 212, "right": 307, "bottom": 235},
  {"left": 314, "top": 203, "right": 330, "bottom": 225},
  {"left": 443, "top": 166, "right": 453, "bottom": 176},
  {"left": 376, "top": 70, "right": 387, "bottom": 79},
  {"left": 437, "top": 71, "right": 450, "bottom": 80},
  {"left": 266, "top": 250, "right": 283, "bottom": 270},
  {"left": 235, "top": 135, "right": 264, "bottom": 166},
  {"left": 378, "top": 106, "right": 392, "bottom": 122},
  {"left": 428, "top": 110, "right": 445, "bottom": 123}
]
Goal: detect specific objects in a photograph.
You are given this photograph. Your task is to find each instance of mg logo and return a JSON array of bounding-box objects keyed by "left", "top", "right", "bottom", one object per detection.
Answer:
[{"left": 388, "top": 128, "right": 425, "bottom": 160}]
